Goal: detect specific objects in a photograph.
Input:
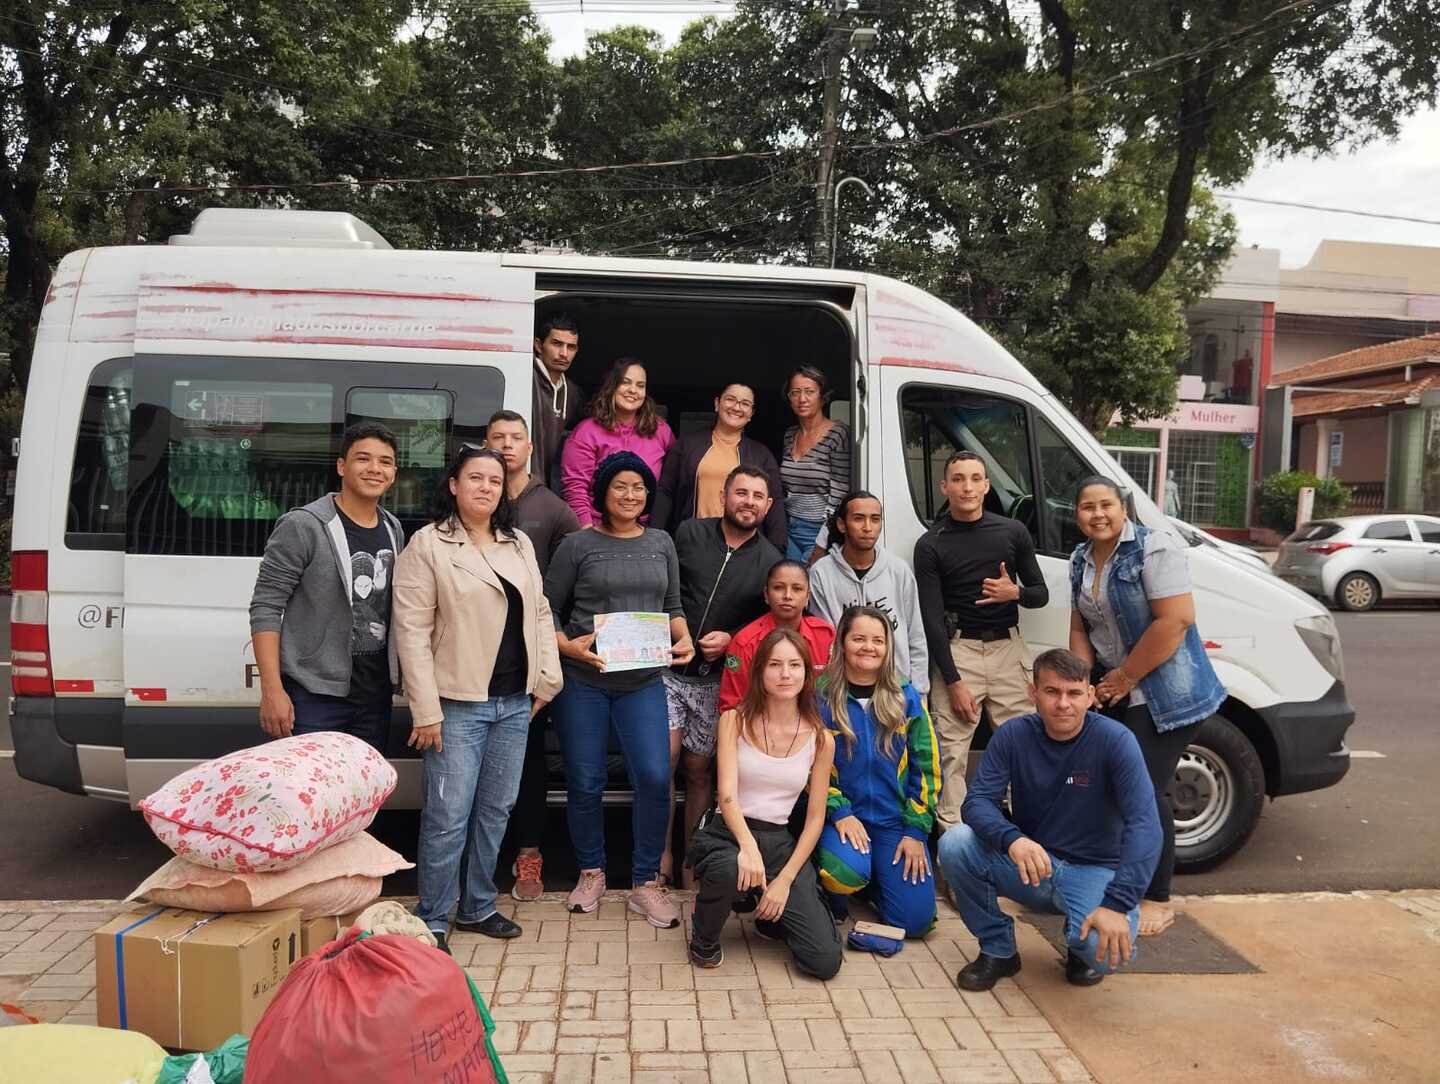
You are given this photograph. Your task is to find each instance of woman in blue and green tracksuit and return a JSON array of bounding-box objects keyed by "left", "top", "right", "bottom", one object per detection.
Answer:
[{"left": 816, "top": 605, "right": 941, "bottom": 937}]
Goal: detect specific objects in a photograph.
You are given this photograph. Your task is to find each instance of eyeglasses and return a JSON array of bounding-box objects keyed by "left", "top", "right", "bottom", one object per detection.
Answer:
[
  {"left": 608, "top": 483, "right": 650, "bottom": 497},
  {"left": 786, "top": 388, "right": 820, "bottom": 400},
  {"left": 720, "top": 395, "right": 755, "bottom": 410}
]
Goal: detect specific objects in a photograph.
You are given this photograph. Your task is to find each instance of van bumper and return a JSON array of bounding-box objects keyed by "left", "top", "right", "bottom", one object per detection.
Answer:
[
  {"left": 10, "top": 698, "right": 85, "bottom": 795},
  {"left": 1259, "top": 680, "right": 1354, "bottom": 797}
]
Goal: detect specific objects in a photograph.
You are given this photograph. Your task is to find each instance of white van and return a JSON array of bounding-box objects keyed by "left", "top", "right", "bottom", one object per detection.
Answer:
[{"left": 10, "top": 209, "right": 1353, "bottom": 870}]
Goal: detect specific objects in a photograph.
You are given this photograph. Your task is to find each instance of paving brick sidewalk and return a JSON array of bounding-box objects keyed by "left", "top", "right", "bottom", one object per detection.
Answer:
[{"left": 0, "top": 894, "right": 1094, "bottom": 1083}]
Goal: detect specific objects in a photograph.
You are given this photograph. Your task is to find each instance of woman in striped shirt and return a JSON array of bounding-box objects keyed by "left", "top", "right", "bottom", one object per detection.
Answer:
[{"left": 780, "top": 366, "right": 851, "bottom": 564}]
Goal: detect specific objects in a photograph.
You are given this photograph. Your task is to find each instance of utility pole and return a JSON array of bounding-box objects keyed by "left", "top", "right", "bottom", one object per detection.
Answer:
[{"left": 810, "top": 1, "right": 848, "bottom": 268}]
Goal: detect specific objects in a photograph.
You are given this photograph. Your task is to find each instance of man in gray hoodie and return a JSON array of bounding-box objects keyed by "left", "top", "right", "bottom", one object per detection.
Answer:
[
  {"left": 807, "top": 491, "right": 930, "bottom": 693},
  {"left": 248, "top": 422, "right": 405, "bottom": 750}
]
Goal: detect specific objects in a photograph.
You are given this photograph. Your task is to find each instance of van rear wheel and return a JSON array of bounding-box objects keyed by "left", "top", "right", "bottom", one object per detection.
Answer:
[{"left": 1172, "top": 715, "right": 1265, "bottom": 873}]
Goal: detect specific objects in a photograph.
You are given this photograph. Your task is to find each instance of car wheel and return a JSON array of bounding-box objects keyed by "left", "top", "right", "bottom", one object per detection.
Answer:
[
  {"left": 1172, "top": 715, "right": 1266, "bottom": 874},
  {"left": 1336, "top": 572, "right": 1380, "bottom": 612}
]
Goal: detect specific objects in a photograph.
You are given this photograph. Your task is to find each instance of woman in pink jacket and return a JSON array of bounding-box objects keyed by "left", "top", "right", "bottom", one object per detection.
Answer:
[{"left": 562, "top": 358, "right": 675, "bottom": 526}]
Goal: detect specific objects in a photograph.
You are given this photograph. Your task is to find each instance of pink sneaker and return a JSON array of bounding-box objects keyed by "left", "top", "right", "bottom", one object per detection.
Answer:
[
  {"left": 628, "top": 880, "right": 680, "bottom": 929},
  {"left": 567, "top": 868, "right": 606, "bottom": 914}
]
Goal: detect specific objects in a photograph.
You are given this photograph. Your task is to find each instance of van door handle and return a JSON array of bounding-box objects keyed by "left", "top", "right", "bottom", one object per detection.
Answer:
[{"left": 1372, "top": 548, "right": 1386, "bottom": 554}]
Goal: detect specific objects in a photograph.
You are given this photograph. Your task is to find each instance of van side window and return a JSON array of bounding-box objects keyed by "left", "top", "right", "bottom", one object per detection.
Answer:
[
  {"left": 900, "top": 386, "right": 1039, "bottom": 544},
  {"left": 1034, "top": 414, "right": 1101, "bottom": 556},
  {"left": 127, "top": 356, "right": 503, "bottom": 556},
  {"left": 66, "top": 358, "right": 133, "bottom": 549}
]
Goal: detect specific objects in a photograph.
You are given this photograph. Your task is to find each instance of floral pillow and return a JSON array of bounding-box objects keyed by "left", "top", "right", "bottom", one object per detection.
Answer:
[{"left": 139, "top": 732, "right": 398, "bottom": 873}]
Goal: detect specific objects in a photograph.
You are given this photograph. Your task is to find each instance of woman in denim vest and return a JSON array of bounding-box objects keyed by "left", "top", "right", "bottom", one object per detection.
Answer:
[{"left": 1068, "top": 477, "right": 1226, "bottom": 936}]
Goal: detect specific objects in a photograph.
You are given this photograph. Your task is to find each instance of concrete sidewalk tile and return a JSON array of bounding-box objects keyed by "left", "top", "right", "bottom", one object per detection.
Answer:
[
  {"left": 531, "top": 963, "right": 565, "bottom": 991},
  {"left": 521, "top": 1021, "right": 559, "bottom": 1053},
  {"left": 696, "top": 990, "right": 731, "bottom": 1019},
  {"left": 1002, "top": 1049, "right": 1058, "bottom": 1082},
  {"left": 506, "top": 944, "right": 567, "bottom": 966},
  {"left": 842, "top": 1016, "right": 917, "bottom": 1051},
  {"left": 960, "top": 988, "right": 1009, "bottom": 1018},
  {"left": 982, "top": 1017, "right": 1059, "bottom": 1034},
  {"left": 1036, "top": 1051, "right": 1091, "bottom": 1083},
  {"left": 909, "top": 957, "right": 956, "bottom": 988},
  {"left": 628, "top": 963, "right": 662, "bottom": 991},
  {"left": 626, "top": 939, "right": 688, "bottom": 964},
  {"left": 596, "top": 991, "right": 629, "bottom": 1020},
  {"left": 861, "top": 988, "right": 903, "bottom": 1017},
  {"left": 992, "top": 982, "right": 1040, "bottom": 1017},
  {"left": 947, "top": 1018, "right": 999, "bottom": 1050},
  {"left": 13, "top": 930, "right": 64, "bottom": 953},
  {"left": 805, "top": 1017, "right": 847, "bottom": 1049},
  {"left": 467, "top": 942, "right": 508, "bottom": 966},
  {"left": 496, "top": 964, "right": 532, "bottom": 992},
  {"left": 708, "top": 1052, "right": 749, "bottom": 1083},
  {"left": 744, "top": 1050, "right": 783, "bottom": 1080},
  {"left": 857, "top": 1050, "right": 899, "bottom": 1077},
  {"left": 496, "top": 991, "right": 559, "bottom": 1007},
  {"left": 765, "top": 999, "right": 836, "bottom": 1020},
  {"left": 914, "top": 1017, "right": 961, "bottom": 1051},
  {"left": 567, "top": 941, "right": 600, "bottom": 965},
  {"left": 728, "top": 989, "right": 765, "bottom": 1017},
  {"left": 630, "top": 1000, "right": 697, "bottom": 1021},
  {"left": 562, "top": 1020, "right": 630, "bottom": 1038},
  {"left": 491, "top": 1021, "right": 521, "bottom": 1054},
  {"left": 633, "top": 1071, "right": 706, "bottom": 1083},
  {"left": 660, "top": 963, "right": 696, "bottom": 990},
  {"left": 0, "top": 914, "right": 25, "bottom": 932},
  {"left": 894, "top": 1049, "right": 944, "bottom": 1083},
  {"left": 635, "top": 1053, "right": 707, "bottom": 1070},
  {"left": 702, "top": 1019, "right": 776, "bottom": 1052},
  {"left": 780, "top": 1049, "right": 859, "bottom": 1070},
  {"left": 16, "top": 914, "right": 55, "bottom": 931},
  {"left": 19, "top": 1000, "right": 84, "bottom": 1022},
  {"left": 935, "top": 1052, "right": 1020, "bottom": 1083},
  {"left": 596, "top": 941, "right": 628, "bottom": 967},
  {"left": 557, "top": 1036, "right": 628, "bottom": 1054},
  {"left": 692, "top": 969, "right": 759, "bottom": 991},
  {"left": 630, "top": 1019, "right": 666, "bottom": 1052},
  {"left": 991, "top": 1032, "right": 1069, "bottom": 1051},
  {"left": 566, "top": 966, "right": 629, "bottom": 991},
  {"left": 626, "top": 921, "right": 658, "bottom": 942},
  {"left": 554, "top": 1052, "right": 595, "bottom": 1083},
  {"left": 494, "top": 1003, "right": 563, "bottom": 1022},
  {"left": 752, "top": 961, "right": 793, "bottom": 988},
  {"left": 501, "top": 1054, "right": 558, "bottom": 1074},
  {"left": 539, "top": 920, "right": 571, "bottom": 942},
  {"left": 665, "top": 1018, "right": 703, "bottom": 1052},
  {"left": 770, "top": 1019, "right": 813, "bottom": 1052},
  {"left": 829, "top": 988, "right": 869, "bottom": 1017}
]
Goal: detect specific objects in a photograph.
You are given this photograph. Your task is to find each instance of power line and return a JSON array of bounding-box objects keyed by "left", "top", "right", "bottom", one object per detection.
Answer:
[
  {"left": 1215, "top": 192, "right": 1440, "bottom": 227},
  {"left": 43, "top": 0, "right": 1344, "bottom": 199}
]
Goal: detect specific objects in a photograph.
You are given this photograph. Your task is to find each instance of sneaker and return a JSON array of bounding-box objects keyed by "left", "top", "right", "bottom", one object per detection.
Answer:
[
  {"left": 627, "top": 880, "right": 681, "bottom": 929},
  {"left": 731, "top": 888, "right": 759, "bottom": 915},
  {"left": 454, "top": 913, "right": 522, "bottom": 939},
  {"left": 752, "top": 918, "right": 784, "bottom": 942},
  {"left": 956, "top": 952, "right": 1021, "bottom": 992},
  {"left": 433, "top": 931, "right": 452, "bottom": 956},
  {"left": 1065, "top": 949, "right": 1104, "bottom": 987},
  {"left": 567, "top": 868, "right": 606, "bottom": 914},
  {"left": 689, "top": 938, "right": 723, "bottom": 968},
  {"left": 512, "top": 853, "right": 545, "bottom": 902}
]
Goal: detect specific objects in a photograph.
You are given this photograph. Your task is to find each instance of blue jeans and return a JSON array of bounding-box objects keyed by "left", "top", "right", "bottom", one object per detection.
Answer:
[
  {"left": 415, "top": 694, "right": 530, "bottom": 933},
  {"left": 282, "top": 675, "right": 390, "bottom": 751},
  {"left": 551, "top": 677, "right": 669, "bottom": 886},
  {"left": 786, "top": 515, "right": 824, "bottom": 562},
  {"left": 937, "top": 825, "right": 1140, "bottom": 973},
  {"left": 817, "top": 822, "right": 937, "bottom": 937}
]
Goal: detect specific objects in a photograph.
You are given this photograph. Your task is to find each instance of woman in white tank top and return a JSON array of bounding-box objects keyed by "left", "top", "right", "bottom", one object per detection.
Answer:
[{"left": 685, "top": 628, "right": 842, "bottom": 979}]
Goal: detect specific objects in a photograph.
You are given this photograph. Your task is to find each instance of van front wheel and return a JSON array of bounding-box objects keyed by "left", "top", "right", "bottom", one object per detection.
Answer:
[{"left": 1171, "top": 716, "right": 1265, "bottom": 873}]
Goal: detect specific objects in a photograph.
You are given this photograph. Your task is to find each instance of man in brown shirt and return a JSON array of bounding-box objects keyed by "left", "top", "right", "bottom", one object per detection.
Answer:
[{"left": 531, "top": 312, "right": 585, "bottom": 488}]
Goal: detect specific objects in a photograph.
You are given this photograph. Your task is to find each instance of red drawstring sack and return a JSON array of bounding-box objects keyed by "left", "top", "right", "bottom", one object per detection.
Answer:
[{"left": 244, "top": 928, "right": 504, "bottom": 1084}]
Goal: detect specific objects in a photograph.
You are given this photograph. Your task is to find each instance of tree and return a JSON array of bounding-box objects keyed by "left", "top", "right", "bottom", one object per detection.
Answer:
[{"left": 1, "top": 1, "right": 408, "bottom": 390}]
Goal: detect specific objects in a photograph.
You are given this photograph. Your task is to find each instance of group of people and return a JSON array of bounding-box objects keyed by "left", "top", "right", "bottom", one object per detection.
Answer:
[{"left": 247, "top": 312, "right": 1227, "bottom": 993}]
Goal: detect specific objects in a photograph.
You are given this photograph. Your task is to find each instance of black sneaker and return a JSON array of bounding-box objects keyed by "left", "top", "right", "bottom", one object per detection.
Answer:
[
  {"left": 689, "top": 938, "right": 723, "bottom": 968},
  {"left": 956, "top": 952, "right": 1022, "bottom": 992},
  {"left": 433, "top": 931, "right": 452, "bottom": 956},
  {"left": 455, "top": 913, "right": 523, "bottom": 939},
  {"left": 1065, "top": 950, "right": 1104, "bottom": 987},
  {"left": 752, "top": 918, "right": 784, "bottom": 942}
]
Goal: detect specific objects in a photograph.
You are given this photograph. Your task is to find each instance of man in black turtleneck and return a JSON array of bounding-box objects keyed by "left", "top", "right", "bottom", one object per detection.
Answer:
[{"left": 914, "top": 451, "right": 1048, "bottom": 831}]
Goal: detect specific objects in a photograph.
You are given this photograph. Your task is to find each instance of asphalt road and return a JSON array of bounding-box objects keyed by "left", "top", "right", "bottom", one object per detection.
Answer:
[{"left": 2, "top": 608, "right": 1437, "bottom": 901}]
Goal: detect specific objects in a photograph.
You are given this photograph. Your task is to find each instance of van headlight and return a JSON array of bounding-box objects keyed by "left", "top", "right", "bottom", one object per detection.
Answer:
[{"left": 1295, "top": 614, "right": 1345, "bottom": 684}]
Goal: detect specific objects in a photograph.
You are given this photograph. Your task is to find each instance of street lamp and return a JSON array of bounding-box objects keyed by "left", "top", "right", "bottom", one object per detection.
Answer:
[{"left": 831, "top": 176, "right": 874, "bottom": 269}]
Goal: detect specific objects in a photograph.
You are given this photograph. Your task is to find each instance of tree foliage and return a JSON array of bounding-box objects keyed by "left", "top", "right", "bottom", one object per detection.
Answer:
[{"left": 3, "top": 0, "right": 1439, "bottom": 435}]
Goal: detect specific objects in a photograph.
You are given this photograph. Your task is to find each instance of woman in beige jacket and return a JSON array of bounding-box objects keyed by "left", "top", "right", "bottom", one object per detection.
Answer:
[{"left": 394, "top": 446, "right": 562, "bottom": 951}]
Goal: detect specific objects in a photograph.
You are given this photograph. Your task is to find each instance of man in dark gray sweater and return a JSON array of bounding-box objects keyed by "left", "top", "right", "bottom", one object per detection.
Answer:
[
  {"left": 248, "top": 422, "right": 404, "bottom": 750},
  {"left": 487, "top": 409, "right": 581, "bottom": 901}
]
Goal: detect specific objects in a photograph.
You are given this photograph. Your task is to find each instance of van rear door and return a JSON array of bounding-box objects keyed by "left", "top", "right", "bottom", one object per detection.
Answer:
[{"left": 119, "top": 248, "right": 534, "bottom": 804}]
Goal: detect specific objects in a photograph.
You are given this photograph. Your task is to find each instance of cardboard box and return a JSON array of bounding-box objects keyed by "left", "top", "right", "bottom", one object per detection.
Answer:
[
  {"left": 300, "top": 909, "right": 365, "bottom": 957},
  {"left": 95, "top": 906, "right": 301, "bottom": 1051}
]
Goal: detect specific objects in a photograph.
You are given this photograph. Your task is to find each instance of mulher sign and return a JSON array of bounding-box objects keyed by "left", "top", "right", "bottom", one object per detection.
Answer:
[{"left": 1111, "top": 402, "right": 1260, "bottom": 433}]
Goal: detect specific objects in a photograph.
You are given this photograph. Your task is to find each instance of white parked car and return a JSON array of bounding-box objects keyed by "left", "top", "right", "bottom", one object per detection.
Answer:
[
  {"left": 1168, "top": 516, "right": 1274, "bottom": 575},
  {"left": 1275, "top": 514, "right": 1440, "bottom": 611}
]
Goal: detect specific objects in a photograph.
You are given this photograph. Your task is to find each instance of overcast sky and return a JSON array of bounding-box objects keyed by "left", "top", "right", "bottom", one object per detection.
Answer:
[{"left": 539, "top": 9, "right": 1440, "bottom": 270}]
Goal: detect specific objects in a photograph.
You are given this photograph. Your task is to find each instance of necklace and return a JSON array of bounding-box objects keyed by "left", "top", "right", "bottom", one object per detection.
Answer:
[{"left": 761, "top": 711, "right": 802, "bottom": 759}]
